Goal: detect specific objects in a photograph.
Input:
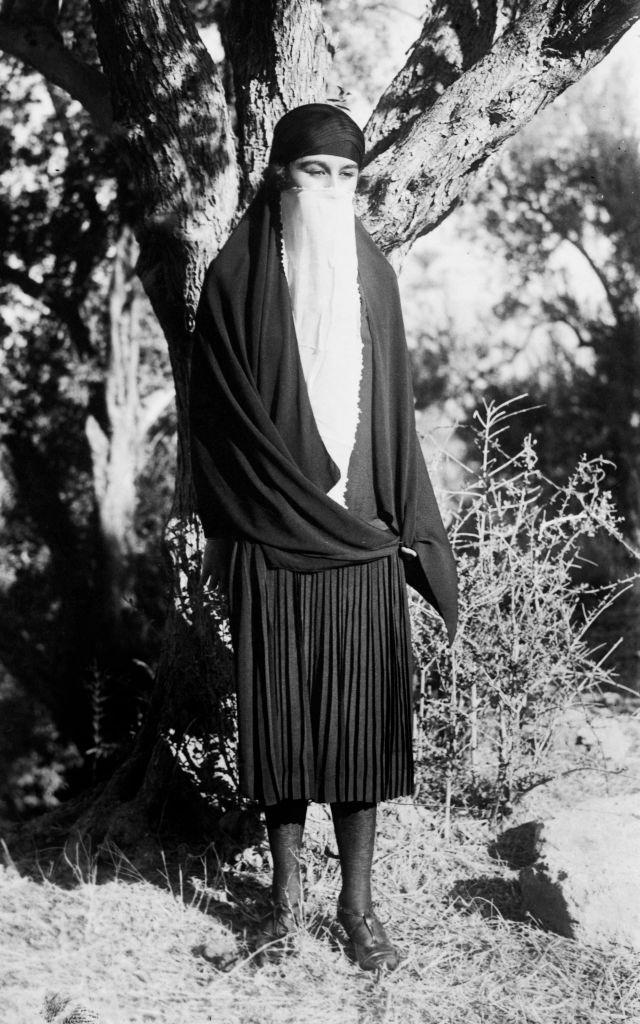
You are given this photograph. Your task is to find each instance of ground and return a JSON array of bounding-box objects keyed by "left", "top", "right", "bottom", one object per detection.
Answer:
[{"left": 2, "top": 788, "right": 639, "bottom": 1024}]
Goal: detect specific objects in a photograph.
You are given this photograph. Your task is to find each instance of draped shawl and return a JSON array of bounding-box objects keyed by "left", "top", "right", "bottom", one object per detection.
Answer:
[{"left": 189, "top": 186, "right": 458, "bottom": 642}]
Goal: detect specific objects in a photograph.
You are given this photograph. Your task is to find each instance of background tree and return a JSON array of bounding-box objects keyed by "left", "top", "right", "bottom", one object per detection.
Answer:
[
  {"left": 1, "top": 0, "right": 639, "bottom": 848},
  {"left": 405, "top": 49, "right": 640, "bottom": 689},
  {"left": 0, "top": 61, "right": 176, "bottom": 814},
  {"left": 478, "top": 91, "right": 640, "bottom": 542}
]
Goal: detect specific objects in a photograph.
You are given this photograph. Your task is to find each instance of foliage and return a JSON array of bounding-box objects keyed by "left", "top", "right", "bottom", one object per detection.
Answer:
[
  {"left": 0, "top": 58, "right": 175, "bottom": 815},
  {"left": 161, "top": 522, "right": 238, "bottom": 812},
  {"left": 412, "top": 398, "right": 634, "bottom": 825},
  {"left": 0, "top": 674, "right": 82, "bottom": 823},
  {"left": 322, "top": 0, "right": 423, "bottom": 113},
  {"left": 404, "top": 51, "right": 640, "bottom": 696},
  {"left": 406, "top": 50, "right": 640, "bottom": 536},
  {"left": 447, "top": 60, "right": 640, "bottom": 536}
]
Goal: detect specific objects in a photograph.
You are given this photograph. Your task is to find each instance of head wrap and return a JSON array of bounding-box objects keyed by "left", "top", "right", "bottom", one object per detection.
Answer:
[{"left": 269, "top": 103, "right": 366, "bottom": 168}]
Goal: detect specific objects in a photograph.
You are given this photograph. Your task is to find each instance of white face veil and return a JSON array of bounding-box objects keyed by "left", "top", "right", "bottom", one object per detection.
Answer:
[{"left": 280, "top": 186, "right": 362, "bottom": 507}]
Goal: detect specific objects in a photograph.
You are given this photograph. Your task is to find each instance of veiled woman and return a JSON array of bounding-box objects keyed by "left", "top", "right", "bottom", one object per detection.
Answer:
[{"left": 189, "top": 103, "right": 458, "bottom": 971}]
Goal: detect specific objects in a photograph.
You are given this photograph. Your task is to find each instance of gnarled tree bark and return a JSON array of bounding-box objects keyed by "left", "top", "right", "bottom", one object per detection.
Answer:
[{"left": 359, "top": 0, "right": 640, "bottom": 257}]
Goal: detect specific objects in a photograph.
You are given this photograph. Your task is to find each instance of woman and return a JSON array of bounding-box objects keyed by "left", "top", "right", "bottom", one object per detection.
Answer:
[{"left": 189, "top": 103, "right": 457, "bottom": 971}]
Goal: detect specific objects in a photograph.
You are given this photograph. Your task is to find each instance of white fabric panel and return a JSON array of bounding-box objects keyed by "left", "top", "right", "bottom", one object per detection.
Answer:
[{"left": 280, "top": 187, "right": 362, "bottom": 507}]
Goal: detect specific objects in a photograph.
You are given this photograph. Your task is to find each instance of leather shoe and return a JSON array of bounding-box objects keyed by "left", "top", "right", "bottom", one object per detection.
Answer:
[
  {"left": 254, "top": 902, "right": 301, "bottom": 959},
  {"left": 337, "top": 905, "right": 400, "bottom": 971}
]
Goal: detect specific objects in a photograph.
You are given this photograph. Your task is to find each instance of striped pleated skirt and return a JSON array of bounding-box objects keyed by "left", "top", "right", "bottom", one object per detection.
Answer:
[{"left": 228, "top": 541, "right": 414, "bottom": 806}]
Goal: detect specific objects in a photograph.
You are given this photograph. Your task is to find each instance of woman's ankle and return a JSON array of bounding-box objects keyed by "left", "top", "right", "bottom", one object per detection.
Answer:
[
  {"left": 337, "top": 890, "right": 373, "bottom": 917},
  {"left": 272, "top": 876, "right": 303, "bottom": 910}
]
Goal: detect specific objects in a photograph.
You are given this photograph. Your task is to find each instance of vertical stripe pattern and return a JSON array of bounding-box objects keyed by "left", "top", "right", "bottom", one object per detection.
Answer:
[{"left": 228, "top": 542, "right": 414, "bottom": 806}]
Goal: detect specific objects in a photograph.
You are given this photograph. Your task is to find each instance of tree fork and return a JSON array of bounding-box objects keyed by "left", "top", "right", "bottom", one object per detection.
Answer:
[{"left": 222, "top": 0, "right": 332, "bottom": 200}]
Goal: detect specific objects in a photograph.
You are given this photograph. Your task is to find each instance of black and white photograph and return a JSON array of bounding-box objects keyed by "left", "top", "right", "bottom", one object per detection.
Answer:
[{"left": 1, "top": 2, "right": 640, "bottom": 1022}]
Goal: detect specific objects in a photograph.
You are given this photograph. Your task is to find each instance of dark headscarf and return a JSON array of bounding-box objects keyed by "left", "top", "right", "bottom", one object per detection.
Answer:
[
  {"left": 269, "top": 103, "right": 366, "bottom": 168},
  {"left": 188, "top": 183, "right": 458, "bottom": 642}
]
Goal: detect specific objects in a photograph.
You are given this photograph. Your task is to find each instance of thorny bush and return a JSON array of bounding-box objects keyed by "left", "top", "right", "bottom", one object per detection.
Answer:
[{"left": 411, "top": 398, "right": 636, "bottom": 826}]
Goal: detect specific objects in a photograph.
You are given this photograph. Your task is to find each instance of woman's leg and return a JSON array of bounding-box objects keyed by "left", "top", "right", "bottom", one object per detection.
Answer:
[
  {"left": 330, "top": 801, "right": 376, "bottom": 912},
  {"left": 264, "top": 799, "right": 308, "bottom": 911},
  {"left": 331, "top": 801, "right": 399, "bottom": 971}
]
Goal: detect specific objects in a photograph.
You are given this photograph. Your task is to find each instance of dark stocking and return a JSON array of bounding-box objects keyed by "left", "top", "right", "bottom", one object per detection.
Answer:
[
  {"left": 330, "top": 801, "right": 377, "bottom": 914},
  {"left": 264, "top": 799, "right": 308, "bottom": 910}
]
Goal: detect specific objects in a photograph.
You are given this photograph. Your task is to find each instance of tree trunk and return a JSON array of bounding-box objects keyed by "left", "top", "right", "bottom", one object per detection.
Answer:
[
  {"left": 222, "top": 0, "right": 332, "bottom": 200},
  {"left": 86, "top": 229, "right": 142, "bottom": 653},
  {"left": 65, "top": 0, "right": 240, "bottom": 844}
]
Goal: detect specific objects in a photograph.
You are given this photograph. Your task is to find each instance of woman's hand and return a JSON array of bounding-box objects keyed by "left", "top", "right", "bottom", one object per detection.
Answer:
[
  {"left": 201, "top": 536, "right": 232, "bottom": 589},
  {"left": 400, "top": 545, "right": 417, "bottom": 560}
]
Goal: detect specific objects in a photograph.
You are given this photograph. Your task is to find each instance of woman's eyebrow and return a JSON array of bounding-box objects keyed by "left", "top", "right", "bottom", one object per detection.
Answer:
[{"left": 297, "top": 158, "right": 357, "bottom": 170}]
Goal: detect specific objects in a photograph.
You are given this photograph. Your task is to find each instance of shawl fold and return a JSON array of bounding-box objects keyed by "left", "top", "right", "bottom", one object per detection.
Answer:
[{"left": 189, "top": 187, "right": 458, "bottom": 642}]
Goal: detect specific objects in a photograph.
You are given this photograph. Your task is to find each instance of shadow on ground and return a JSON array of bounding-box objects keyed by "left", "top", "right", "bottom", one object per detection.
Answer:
[
  {"left": 0, "top": 803, "right": 356, "bottom": 973},
  {"left": 1, "top": 804, "right": 280, "bottom": 966},
  {"left": 449, "top": 820, "right": 541, "bottom": 924},
  {"left": 449, "top": 875, "right": 525, "bottom": 922},
  {"left": 488, "top": 820, "right": 539, "bottom": 869}
]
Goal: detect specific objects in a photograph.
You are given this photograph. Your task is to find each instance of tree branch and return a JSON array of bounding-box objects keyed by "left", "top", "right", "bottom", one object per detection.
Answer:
[
  {"left": 0, "top": 18, "right": 112, "bottom": 131},
  {"left": 358, "top": 0, "right": 640, "bottom": 257},
  {"left": 139, "top": 387, "right": 175, "bottom": 439},
  {"left": 365, "top": 0, "right": 504, "bottom": 163},
  {"left": 545, "top": 0, "right": 640, "bottom": 53},
  {"left": 539, "top": 314, "right": 590, "bottom": 349},
  {"left": 563, "top": 233, "right": 620, "bottom": 321}
]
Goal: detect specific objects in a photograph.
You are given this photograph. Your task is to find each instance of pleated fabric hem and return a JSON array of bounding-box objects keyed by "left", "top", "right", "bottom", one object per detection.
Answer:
[{"left": 228, "top": 542, "right": 415, "bottom": 806}]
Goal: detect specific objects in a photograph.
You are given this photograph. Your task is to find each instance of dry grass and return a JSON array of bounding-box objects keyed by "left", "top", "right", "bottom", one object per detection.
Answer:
[{"left": 1, "top": 803, "right": 639, "bottom": 1024}]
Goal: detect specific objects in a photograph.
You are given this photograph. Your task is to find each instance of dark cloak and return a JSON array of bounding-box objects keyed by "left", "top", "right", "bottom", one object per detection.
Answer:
[{"left": 189, "top": 187, "right": 458, "bottom": 642}]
